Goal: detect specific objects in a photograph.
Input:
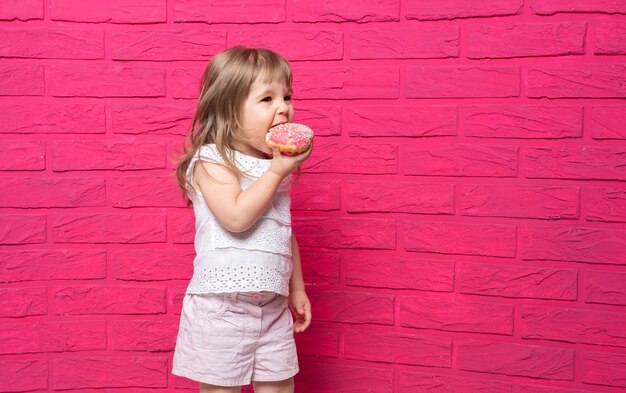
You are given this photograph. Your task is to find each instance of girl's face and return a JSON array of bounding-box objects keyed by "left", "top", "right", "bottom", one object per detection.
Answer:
[{"left": 238, "top": 78, "right": 294, "bottom": 158}]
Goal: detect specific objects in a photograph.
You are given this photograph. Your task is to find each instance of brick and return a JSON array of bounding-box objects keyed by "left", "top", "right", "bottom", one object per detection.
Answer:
[
  {"left": 168, "top": 141, "right": 183, "bottom": 171},
  {"left": 293, "top": 105, "right": 341, "bottom": 136},
  {"left": 111, "top": 320, "right": 178, "bottom": 351},
  {"left": 458, "top": 339, "right": 574, "bottom": 380},
  {"left": 0, "top": 359, "right": 48, "bottom": 392},
  {"left": 400, "top": 296, "right": 513, "bottom": 335},
  {"left": 0, "top": 177, "right": 105, "bottom": 207},
  {"left": 0, "top": 0, "right": 43, "bottom": 21},
  {"left": 521, "top": 306, "right": 626, "bottom": 347},
  {"left": 595, "top": 21, "right": 626, "bottom": 55},
  {"left": 293, "top": 325, "right": 339, "bottom": 357},
  {"left": 0, "top": 249, "right": 106, "bottom": 282},
  {"left": 399, "top": 372, "right": 512, "bottom": 393},
  {"left": 0, "top": 287, "right": 47, "bottom": 317},
  {"left": 229, "top": 30, "right": 343, "bottom": 61},
  {"left": 403, "top": 221, "right": 516, "bottom": 258},
  {"left": 52, "top": 213, "right": 166, "bottom": 244},
  {"left": 53, "top": 356, "right": 168, "bottom": 389},
  {"left": 406, "top": 65, "right": 519, "bottom": 98},
  {"left": 526, "top": 146, "right": 626, "bottom": 181},
  {"left": 0, "top": 64, "right": 43, "bottom": 96},
  {"left": 291, "top": 180, "right": 341, "bottom": 211},
  {"left": 458, "top": 263, "right": 577, "bottom": 300},
  {"left": 111, "top": 175, "right": 186, "bottom": 208},
  {"left": 168, "top": 286, "right": 186, "bottom": 315},
  {"left": 295, "top": 66, "right": 399, "bottom": 99},
  {"left": 293, "top": 0, "right": 399, "bottom": 22},
  {"left": 459, "top": 184, "right": 579, "bottom": 220},
  {"left": 51, "top": 0, "right": 166, "bottom": 23},
  {"left": 111, "top": 248, "right": 194, "bottom": 281},
  {"left": 0, "top": 321, "right": 106, "bottom": 354},
  {"left": 304, "top": 143, "right": 397, "bottom": 174},
  {"left": 344, "top": 255, "right": 453, "bottom": 292},
  {"left": 111, "top": 30, "right": 225, "bottom": 61},
  {"left": 350, "top": 26, "right": 458, "bottom": 59},
  {"left": 346, "top": 105, "right": 457, "bottom": 137},
  {"left": 308, "top": 291, "right": 394, "bottom": 325},
  {"left": 521, "top": 226, "right": 626, "bottom": 265},
  {"left": 0, "top": 214, "right": 46, "bottom": 245},
  {"left": 586, "top": 187, "right": 626, "bottom": 222},
  {"left": 174, "top": 0, "right": 285, "bottom": 23},
  {"left": 0, "top": 102, "right": 105, "bottom": 134},
  {"left": 584, "top": 270, "right": 626, "bottom": 305},
  {"left": 517, "top": 384, "right": 591, "bottom": 393},
  {"left": 171, "top": 67, "right": 203, "bottom": 99},
  {"left": 591, "top": 106, "right": 626, "bottom": 139},
  {"left": 530, "top": 0, "right": 626, "bottom": 15},
  {"left": 582, "top": 351, "right": 626, "bottom": 388},
  {"left": 49, "top": 66, "right": 165, "bottom": 97},
  {"left": 53, "top": 286, "right": 165, "bottom": 315},
  {"left": 406, "top": 0, "right": 522, "bottom": 20},
  {"left": 299, "top": 252, "right": 340, "bottom": 286},
  {"left": 345, "top": 181, "right": 454, "bottom": 214},
  {"left": 111, "top": 102, "right": 193, "bottom": 135},
  {"left": 344, "top": 328, "right": 451, "bottom": 367},
  {"left": 52, "top": 140, "right": 165, "bottom": 171},
  {"left": 294, "top": 217, "right": 396, "bottom": 250},
  {"left": 295, "top": 361, "right": 393, "bottom": 393},
  {"left": 172, "top": 375, "right": 199, "bottom": 390},
  {"left": 461, "top": 105, "right": 583, "bottom": 139},
  {"left": 466, "top": 22, "right": 585, "bottom": 59},
  {"left": 0, "top": 28, "right": 103, "bottom": 59},
  {"left": 528, "top": 64, "right": 626, "bottom": 98},
  {"left": 168, "top": 211, "right": 195, "bottom": 244},
  {"left": 0, "top": 140, "right": 45, "bottom": 170}
]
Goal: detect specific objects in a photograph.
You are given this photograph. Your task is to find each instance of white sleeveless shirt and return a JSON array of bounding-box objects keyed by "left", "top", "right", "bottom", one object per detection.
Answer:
[{"left": 184, "top": 144, "right": 293, "bottom": 296}]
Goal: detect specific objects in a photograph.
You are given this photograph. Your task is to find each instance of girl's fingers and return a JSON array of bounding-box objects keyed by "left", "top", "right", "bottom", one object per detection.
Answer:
[{"left": 293, "top": 303, "right": 311, "bottom": 333}]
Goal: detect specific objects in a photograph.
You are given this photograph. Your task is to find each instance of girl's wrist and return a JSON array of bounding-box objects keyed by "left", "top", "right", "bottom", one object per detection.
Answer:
[{"left": 266, "top": 167, "right": 287, "bottom": 181}]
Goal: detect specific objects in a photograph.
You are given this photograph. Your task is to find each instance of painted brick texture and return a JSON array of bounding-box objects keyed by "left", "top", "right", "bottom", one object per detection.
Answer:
[{"left": 1, "top": 1, "right": 625, "bottom": 392}]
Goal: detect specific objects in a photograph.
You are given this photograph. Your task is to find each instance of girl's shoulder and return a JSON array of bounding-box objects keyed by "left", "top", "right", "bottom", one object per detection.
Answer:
[
  {"left": 197, "top": 143, "right": 224, "bottom": 164},
  {"left": 198, "top": 144, "right": 272, "bottom": 169}
]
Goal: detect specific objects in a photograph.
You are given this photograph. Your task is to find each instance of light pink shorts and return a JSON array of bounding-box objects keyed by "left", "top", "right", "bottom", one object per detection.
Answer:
[{"left": 172, "top": 292, "right": 298, "bottom": 387}]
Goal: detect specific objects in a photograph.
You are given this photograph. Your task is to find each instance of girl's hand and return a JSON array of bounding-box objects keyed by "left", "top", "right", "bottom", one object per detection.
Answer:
[
  {"left": 268, "top": 140, "right": 313, "bottom": 179},
  {"left": 288, "top": 289, "right": 311, "bottom": 333}
]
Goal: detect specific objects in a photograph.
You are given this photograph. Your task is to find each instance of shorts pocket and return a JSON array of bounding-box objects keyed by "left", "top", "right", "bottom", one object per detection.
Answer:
[
  {"left": 192, "top": 293, "right": 229, "bottom": 319},
  {"left": 187, "top": 295, "right": 244, "bottom": 351},
  {"left": 275, "top": 306, "right": 295, "bottom": 341}
]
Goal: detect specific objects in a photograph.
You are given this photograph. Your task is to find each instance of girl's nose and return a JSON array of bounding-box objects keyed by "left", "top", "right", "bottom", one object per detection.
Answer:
[{"left": 276, "top": 99, "right": 289, "bottom": 114}]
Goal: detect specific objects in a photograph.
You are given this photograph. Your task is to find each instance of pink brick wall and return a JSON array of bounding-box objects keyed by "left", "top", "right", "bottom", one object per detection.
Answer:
[{"left": 1, "top": 1, "right": 625, "bottom": 392}]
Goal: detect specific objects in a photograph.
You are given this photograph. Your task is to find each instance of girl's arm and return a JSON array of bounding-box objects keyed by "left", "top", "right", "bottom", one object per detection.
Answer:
[
  {"left": 289, "top": 232, "right": 311, "bottom": 333},
  {"left": 194, "top": 145, "right": 311, "bottom": 233}
]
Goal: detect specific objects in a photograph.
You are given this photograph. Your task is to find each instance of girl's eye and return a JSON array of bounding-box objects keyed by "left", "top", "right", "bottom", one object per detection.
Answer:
[
  {"left": 261, "top": 96, "right": 272, "bottom": 102},
  {"left": 285, "top": 95, "right": 292, "bottom": 101}
]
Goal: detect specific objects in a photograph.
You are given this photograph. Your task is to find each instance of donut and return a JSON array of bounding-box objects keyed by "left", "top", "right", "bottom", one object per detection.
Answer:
[{"left": 265, "top": 123, "right": 314, "bottom": 156}]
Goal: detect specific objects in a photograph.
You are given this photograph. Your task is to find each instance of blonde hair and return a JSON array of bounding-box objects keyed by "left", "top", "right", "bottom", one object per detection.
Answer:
[{"left": 174, "top": 46, "right": 293, "bottom": 206}]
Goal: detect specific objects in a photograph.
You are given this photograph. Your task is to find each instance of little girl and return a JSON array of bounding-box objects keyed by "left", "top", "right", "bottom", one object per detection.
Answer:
[{"left": 172, "top": 46, "right": 312, "bottom": 393}]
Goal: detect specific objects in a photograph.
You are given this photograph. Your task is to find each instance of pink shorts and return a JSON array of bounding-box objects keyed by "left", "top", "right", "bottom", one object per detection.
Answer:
[{"left": 172, "top": 292, "right": 298, "bottom": 387}]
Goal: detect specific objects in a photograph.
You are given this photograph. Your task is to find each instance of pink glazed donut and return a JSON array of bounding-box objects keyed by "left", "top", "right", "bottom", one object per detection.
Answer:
[{"left": 265, "top": 123, "right": 314, "bottom": 156}]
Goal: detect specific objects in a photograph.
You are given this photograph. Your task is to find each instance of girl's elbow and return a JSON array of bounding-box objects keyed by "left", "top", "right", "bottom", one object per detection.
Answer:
[
  {"left": 224, "top": 223, "right": 248, "bottom": 233},
  {"left": 220, "top": 216, "right": 253, "bottom": 233}
]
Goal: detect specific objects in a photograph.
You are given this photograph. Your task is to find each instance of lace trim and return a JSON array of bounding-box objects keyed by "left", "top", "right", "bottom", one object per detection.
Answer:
[{"left": 186, "top": 265, "right": 290, "bottom": 296}]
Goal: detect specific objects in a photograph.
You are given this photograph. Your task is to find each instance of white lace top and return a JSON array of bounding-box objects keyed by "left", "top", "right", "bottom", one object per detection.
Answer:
[{"left": 184, "top": 144, "right": 293, "bottom": 296}]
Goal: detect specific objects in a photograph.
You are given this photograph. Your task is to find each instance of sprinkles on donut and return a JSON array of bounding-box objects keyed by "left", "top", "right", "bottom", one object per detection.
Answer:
[{"left": 265, "top": 123, "right": 314, "bottom": 156}]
